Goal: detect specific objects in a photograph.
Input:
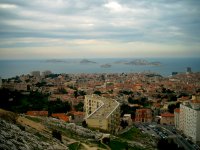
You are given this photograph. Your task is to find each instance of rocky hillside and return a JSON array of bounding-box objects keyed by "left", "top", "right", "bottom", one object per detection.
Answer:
[
  {"left": 0, "top": 109, "right": 156, "bottom": 150},
  {"left": 0, "top": 108, "right": 68, "bottom": 150}
]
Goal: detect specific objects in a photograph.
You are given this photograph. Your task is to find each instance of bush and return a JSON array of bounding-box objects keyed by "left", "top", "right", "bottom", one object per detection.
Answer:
[{"left": 52, "top": 129, "right": 62, "bottom": 142}]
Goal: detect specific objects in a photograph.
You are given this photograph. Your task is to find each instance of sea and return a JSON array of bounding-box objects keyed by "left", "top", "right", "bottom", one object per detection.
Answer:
[{"left": 0, "top": 58, "right": 200, "bottom": 78}]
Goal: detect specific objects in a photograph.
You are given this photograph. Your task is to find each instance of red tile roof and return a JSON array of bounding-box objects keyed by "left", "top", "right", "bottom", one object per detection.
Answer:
[
  {"left": 161, "top": 113, "right": 174, "bottom": 117},
  {"left": 26, "top": 111, "right": 48, "bottom": 116},
  {"left": 174, "top": 108, "right": 180, "bottom": 113},
  {"left": 69, "top": 111, "right": 84, "bottom": 116},
  {"left": 52, "top": 113, "right": 69, "bottom": 122}
]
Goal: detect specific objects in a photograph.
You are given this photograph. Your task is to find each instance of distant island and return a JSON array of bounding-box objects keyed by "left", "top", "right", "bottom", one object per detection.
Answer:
[
  {"left": 100, "top": 64, "right": 111, "bottom": 68},
  {"left": 115, "top": 59, "right": 161, "bottom": 66},
  {"left": 80, "top": 59, "right": 97, "bottom": 64},
  {"left": 44, "top": 59, "right": 67, "bottom": 63}
]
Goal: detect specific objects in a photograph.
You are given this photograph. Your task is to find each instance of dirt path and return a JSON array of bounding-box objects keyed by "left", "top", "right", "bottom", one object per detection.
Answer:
[{"left": 17, "top": 116, "right": 47, "bottom": 132}]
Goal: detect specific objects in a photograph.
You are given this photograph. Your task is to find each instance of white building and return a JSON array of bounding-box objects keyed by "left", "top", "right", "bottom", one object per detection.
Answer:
[
  {"left": 84, "top": 94, "right": 120, "bottom": 134},
  {"left": 179, "top": 96, "right": 200, "bottom": 143},
  {"left": 174, "top": 108, "right": 180, "bottom": 130}
]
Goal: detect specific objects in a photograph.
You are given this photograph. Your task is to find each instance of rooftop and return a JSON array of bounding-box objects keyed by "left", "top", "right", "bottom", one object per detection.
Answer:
[
  {"left": 161, "top": 112, "right": 174, "bottom": 117},
  {"left": 174, "top": 108, "right": 180, "bottom": 113},
  {"left": 85, "top": 94, "right": 119, "bottom": 119}
]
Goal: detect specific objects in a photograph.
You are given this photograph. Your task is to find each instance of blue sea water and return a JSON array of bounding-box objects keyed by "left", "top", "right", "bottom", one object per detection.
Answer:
[{"left": 0, "top": 58, "right": 200, "bottom": 78}]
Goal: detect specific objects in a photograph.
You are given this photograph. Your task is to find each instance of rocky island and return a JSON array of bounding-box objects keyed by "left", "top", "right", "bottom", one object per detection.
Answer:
[
  {"left": 100, "top": 64, "right": 112, "bottom": 68},
  {"left": 80, "top": 59, "right": 97, "bottom": 64},
  {"left": 125, "top": 59, "right": 161, "bottom": 66}
]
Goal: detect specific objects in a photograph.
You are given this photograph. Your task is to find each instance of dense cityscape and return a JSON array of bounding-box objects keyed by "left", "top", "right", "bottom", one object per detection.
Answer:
[{"left": 0, "top": 68, "right": 200, "bottom": 149}]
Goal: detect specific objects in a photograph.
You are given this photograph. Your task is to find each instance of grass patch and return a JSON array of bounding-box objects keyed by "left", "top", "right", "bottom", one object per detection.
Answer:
[
  {"left": 34, "top": 132, "right": 49, "bottom": 142},
  {"left": 108, "top": 139, "right": 129, "bottom": 150},
  {"left": 25, "top": 116, "right": 42, "bottom": 123},
  {"left": 119, "top": 126, "right": 148, "bottom": 141},
  {"left": 68, "top": 142, "right": 80, "bottom": 150},
  {"left": 109, "top": 139, "right": 145, "bottom": 150}
]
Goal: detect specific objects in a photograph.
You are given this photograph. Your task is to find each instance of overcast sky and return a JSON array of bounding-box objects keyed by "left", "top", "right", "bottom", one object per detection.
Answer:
[{"left": 0, "top": 0, "right": 200, "bottom": 59}]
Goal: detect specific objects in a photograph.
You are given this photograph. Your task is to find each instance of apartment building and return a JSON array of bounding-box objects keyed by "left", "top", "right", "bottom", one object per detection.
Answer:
[
  {"left": 174, "top": 108, "right": 180, "bottom": 129},
  {"left": 84, "top": 94, "right": 120, "bottom": 134},
  {"left": 160, "top": 112, "right": 174, "bottom": 125},
  {"left": 179, "top": 96, "right": 200, "bottom": 143},
  {"left": 135, "top": 109, "right": 152, "bottom": 123}
]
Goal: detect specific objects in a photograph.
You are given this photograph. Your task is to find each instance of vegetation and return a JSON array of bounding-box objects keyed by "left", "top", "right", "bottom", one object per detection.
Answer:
[
  {"left": 57, "top": 87, "right": 68, "bottom": 94},
  {"left": 120, "top": 104, "right": 139, "bottom": 119},
  {"left": 93, "top": 90, "right": 101, "bottom": 96},
  {"left": 25, "top": 116, "right": 42, "bottom": 123},
  {"left": 74, "top": 90, "right": 86, "bottom": 98},
  {"left": 74, "top": 102, "right": 84, "bottom": 112},
  {"left": 120, "top": 120, "right": 128, "bottom": 129},
  {"left": 108, "top": 139, "right": 143, "bottom": 150},
  {"left": 52, "top": 129, "right": 62, "bottom": 142},
  {"left": 168, "top": 103, "right": 180, "bottom": 113},
  {"left": 157, "top": 138, "right": 184, "bottom": 150},
  {"left": 68, "top": 142, "right": 80, "bottom": 150},
  {"left": 119, "top": 126, "right": 149, "bottom": 141},
  {"left": 48, "top": 99, "right": 71, "bottom": 115},
  {"left": 119, "top": 90, "right": 133, "bottom": 95},
  {"left": 0, "top": 88, "right": 71, "bottom": 114}
]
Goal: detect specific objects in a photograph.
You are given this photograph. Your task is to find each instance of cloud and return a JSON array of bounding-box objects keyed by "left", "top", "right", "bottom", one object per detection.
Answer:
[{"left": 0, "top": 0, "right": 200, "bottom": 58}]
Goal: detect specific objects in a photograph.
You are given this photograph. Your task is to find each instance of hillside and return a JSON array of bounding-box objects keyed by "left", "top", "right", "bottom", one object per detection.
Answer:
[{"left": 0, "top": 109, "right": 156, "bottom": 150}]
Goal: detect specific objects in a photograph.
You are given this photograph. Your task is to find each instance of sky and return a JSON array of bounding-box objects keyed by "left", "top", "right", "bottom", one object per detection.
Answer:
[{"left": 0, "top": 0, "right": 200, "bottom": 59}]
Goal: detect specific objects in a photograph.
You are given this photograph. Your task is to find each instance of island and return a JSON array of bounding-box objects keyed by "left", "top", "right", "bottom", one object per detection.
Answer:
[
  {"left": 115, "top": 59, "right": 161, "bottom": 66},
  {"left": 80, "top": 59, "right": 97, "bottom": 64},
  {"left": 100, "top": 64, "right": 112, "bottom": 68}
]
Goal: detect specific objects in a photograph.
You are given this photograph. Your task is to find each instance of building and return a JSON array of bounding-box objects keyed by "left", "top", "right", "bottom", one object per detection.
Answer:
[
  {"left": 31, "top": 71, "right": 40, "bottom": 77},
  {"left": 84, "top": 94, "right": 120, "bottom": 134},
  {"left": 135, "top": 109, "right": 152, "bottom": 123},
  {"left": 179, "top": 95, "right": 200, "bottom": 143},
  {"left": 26, "top": 111, "right": 48, "bottom": 117},
  {"left": 52, "top": 113, "right": 70, "bottom": 122},
  {"left": 174, "top": 108, "right": 180, "bottom": 130},
  {"left": 122, "top": 114, "right": 132, "bottom": 126},
  {"left": 42, "top": 70, "right": 52, "bottom": 77},
  {"left": 69, "top": 111, "right": 85, "bottom": 123},
  {"left": 160, "top": 112, "right": 174, "bottom": 125}
]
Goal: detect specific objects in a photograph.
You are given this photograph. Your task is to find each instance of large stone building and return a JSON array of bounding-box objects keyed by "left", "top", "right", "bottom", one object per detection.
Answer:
[
  {"left": 179, "top": 96, "right": 200, "bottom": 143},
  {"left": 84, "top": 94, "right": 120, "bottom": 134},
  {"left": 135, "top": 109, "right": 152, "bottom": 123}
]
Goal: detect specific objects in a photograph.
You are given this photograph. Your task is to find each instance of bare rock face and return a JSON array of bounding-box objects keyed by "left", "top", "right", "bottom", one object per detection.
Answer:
[{"left": 0, "top": 118, "right": 68, "bottom": 150}]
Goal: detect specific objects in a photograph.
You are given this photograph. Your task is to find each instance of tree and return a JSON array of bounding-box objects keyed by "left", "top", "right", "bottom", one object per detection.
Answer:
[
  {"left": 102, "top": 137, "right": 110, "bottom": 144},
  {"left": 74, "top": 102, "right": 84, "bottom": 111},
  {"left": 82, "top": 120, "right": 87, "bottom": 127},
  {"left": 48, "top": 99, "right": 71, "bottom": 115},
  {"left": 58, "top": 87, "right": 68, "bottom": 94},
  {"left": 157, "top": 139, "right": 184, "bottom": 150},
  {"left": 52, "top": 129, "right": 62, "bottom": 142},
  {"left": 120, "top": 120, "right": 128, "bottom": 129},
  {"left": 168, "top": 103, "right": 180, "bottom": 113},
  {"left": 128, "top": 97, "right": 135, "bottom": 104},
  {"left": 94, "top": 91, "right": 101, "bottom": 96}
]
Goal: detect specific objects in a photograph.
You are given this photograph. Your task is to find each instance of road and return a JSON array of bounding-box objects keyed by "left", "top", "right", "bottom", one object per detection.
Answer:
[{"left": 135, "top": 123, "right": 199, "bottom": 150}]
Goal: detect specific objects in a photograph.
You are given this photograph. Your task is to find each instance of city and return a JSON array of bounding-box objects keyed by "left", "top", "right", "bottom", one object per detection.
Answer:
[
  {"left": 0, "top": 0, "right": 200, "bottom": 149},
  {"left": 0, "top": 69, "right": 200, "bottom": 149}
]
